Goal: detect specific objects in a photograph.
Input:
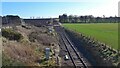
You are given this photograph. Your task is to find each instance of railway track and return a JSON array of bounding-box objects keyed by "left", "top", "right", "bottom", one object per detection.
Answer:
[{"left": 55, "top": 26, "right": 89, "bottom": 68}]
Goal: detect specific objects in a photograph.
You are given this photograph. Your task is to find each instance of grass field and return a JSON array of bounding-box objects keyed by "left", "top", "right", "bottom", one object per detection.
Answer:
[{"left": 63, "top": 23, "right": 118, "bottom": 50}]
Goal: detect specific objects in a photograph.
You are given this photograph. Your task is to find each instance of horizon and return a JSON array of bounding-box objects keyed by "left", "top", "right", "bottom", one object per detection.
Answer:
[{"left": 2, "top": 0, "right": 119, "bottom": 18}]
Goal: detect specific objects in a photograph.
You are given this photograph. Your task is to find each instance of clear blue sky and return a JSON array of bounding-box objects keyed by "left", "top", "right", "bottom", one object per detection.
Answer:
[{"left": 2, "top": 1, "right": 119, "bottom": 18}]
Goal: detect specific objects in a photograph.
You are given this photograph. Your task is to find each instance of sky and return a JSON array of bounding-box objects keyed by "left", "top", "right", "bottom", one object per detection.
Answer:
[{"left": 1, "top": 0, "right": 120, "bottom": 18}]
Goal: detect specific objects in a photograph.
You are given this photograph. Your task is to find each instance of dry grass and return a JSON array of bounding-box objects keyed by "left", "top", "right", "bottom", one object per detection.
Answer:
[{"left": 2, "top": 25, "right": 59, "bottom": 66}]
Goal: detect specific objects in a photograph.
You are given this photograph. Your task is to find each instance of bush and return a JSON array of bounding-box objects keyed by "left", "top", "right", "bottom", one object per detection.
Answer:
[
  {"left": 28, "top": 32, "right": 37, "bottom": 42},
  {"left": 2, "top": 28, "right": 23, "bottom": 41}
]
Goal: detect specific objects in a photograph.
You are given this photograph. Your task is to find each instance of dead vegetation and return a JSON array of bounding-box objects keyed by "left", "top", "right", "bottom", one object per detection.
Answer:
[{"left": 2, "top": 25, "right": 59, "bottom": 66}]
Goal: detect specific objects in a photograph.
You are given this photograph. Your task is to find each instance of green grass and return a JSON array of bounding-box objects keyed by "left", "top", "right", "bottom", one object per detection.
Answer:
[{"left": 63, "top": 23, "right": 118, "bottom": 50}]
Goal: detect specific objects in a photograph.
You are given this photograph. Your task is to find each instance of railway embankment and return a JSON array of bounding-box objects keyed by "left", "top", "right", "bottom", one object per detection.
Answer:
[{"left": 65, "top": 29, "right": 120, "bottom": 67}]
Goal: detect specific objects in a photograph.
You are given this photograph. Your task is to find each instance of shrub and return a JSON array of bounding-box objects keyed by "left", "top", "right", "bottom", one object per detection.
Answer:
[{"left": 2, "top": 28, "right": 23, "bottom": 41}]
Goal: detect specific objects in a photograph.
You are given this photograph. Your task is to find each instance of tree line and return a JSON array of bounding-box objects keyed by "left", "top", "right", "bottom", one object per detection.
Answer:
[{"left": 59, "top": 14, "right": 120, "bottom": 23}]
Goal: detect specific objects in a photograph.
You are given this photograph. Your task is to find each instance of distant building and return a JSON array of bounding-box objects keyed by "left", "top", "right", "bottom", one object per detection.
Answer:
[
  {"left": 2, "top": 15, "right": 22, "bottom": 28},
  {"left": 24, "top": 18, "right": 51, "bottom": 27}
]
